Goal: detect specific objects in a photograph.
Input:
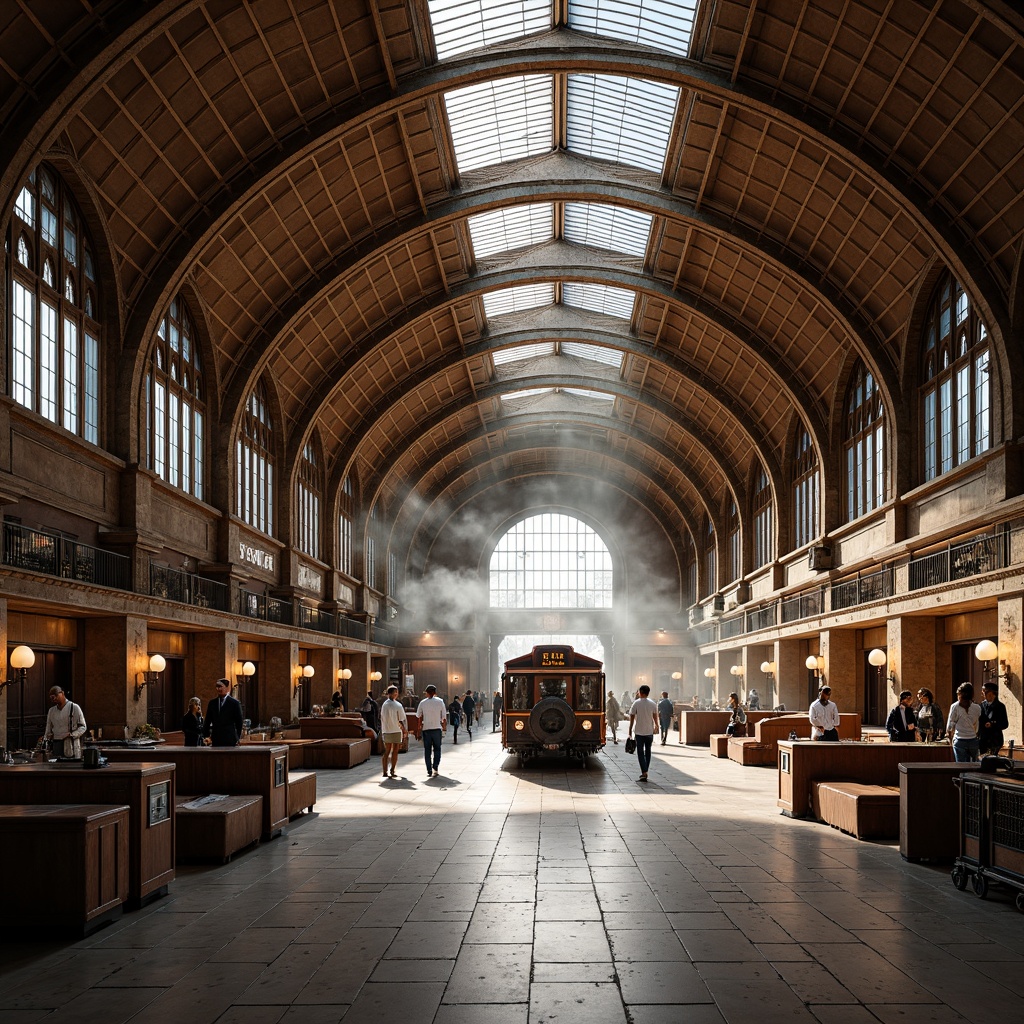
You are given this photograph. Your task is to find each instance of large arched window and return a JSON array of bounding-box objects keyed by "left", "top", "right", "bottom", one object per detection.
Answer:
[
  {"left": 338, "top": 474, "right": 353, "bottom": 576},
  {"left": 683, "top": 534, "right": 697, "bottom": 610},
  {"left": 792, "top": 424, "right": 819, "bottom": 548},
  {"left": 236, "top": 380, "right": 274, "bottom": 535},
  {"left": 921, "top": 272, "right": 991, "bottom": 481},
  {"left": 725, "top": 498, "right": 740, "bottom": 582},
  {"left": 701, "top": 515, "right": 716, "bottom": 597},
  {"left": 296, "top": 439, "right": 321, "bottom": 559},
  {"left": 843, "top": 363, "right": 885, "bottom": 522},
  {"left": 10, "top": 164, "right": 100, "bottom": 443},
  {"left": 366, "top": 502, "right": 379, "bottom": 590},
  {"left": 489, "top": 513, "right": 612, "bottom": 608},
  {"left": 752, "top": 466, "right": 772, "bottom": 569},
  {"left": 145, "top": 297, "right": 204, "bottom": 498}
]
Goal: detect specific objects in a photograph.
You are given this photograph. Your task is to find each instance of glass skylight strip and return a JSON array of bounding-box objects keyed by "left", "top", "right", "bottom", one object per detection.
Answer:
[
  {"left": 565, "top": 387, "right": 615, "bottom": 402},
  {"left": 563, "top": 282, "right": 636, "bottom": 319},
  {"left": 493, "top": 343, "right": 557, "bottom": 365},
  {"left": 501, "top": 388, "right": 552, "bottom": 402},
  {"left": 469, "top": 203, "right": 554, "bottom": 258},
  {"left": 483, "top": 282, "right": 556, "bottom": 318},
  {"left": 566, "top": 74, "right": 679, "bottom": 174},
  {"left": 564, "top": 202, "right": 653, "bottom": 257},
  {"left": 568, "top": 0, "right": 699, "bottom": 59},
  {"left": 562, "top": 341, "right": 624, "bottom": 367},
  {"left": 428, "top": 0, "right": 551, "bottom": 60},
  {"left": 445, "top": 75, "right": 554, "bottom": 173}
]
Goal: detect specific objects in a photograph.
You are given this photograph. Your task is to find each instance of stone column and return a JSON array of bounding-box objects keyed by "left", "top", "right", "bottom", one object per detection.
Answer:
[
  {"left": 774, "top": 638, "right": 805, "bottom": 712},
  {"left": 307, "top": 647, "right": 337, "bottom": 707},
  {"left": 83, "top": 615, "right": 149, "bottom": 738},
  {"left": 821, "top": 629, "right": 857, "bottom": 718},
  {"left": 888, "top": 617, "right": 940, "bottom": 705},
  {"left": 264, "top": 640, "right": 300, "bottom": 724},
  {"left": 192, "top": 631, "right": 239, "bottom": 696},
  {"left": 997, "top": 596, "right": 1023, "bottom": 745}
]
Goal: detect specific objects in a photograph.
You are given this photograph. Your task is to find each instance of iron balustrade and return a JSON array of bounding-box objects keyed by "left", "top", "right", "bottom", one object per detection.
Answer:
[
  {"left": 719, "top": 614, "right": 744, "bottom": 640},
  {"left": 831, "top": 565, "right": 895, "bottom": 610},
  {"left": 149, "top": 562, "right": 229, "bottom": 611},
  {"left": 745, "top": 604, "right": 776, "bottom": 633},
  {"left": 2, "top": 521, "right": 130, "bottom": 589},
  {"left": 299, "top": 605, "right": 336, "bottom": 634},
  {"left": 336, "top": 616, "right": 367, "bottom": 641},
  {"left": 909, "top": 532, "right": 1009, "bottom": 591},
  {"left": 372, "top": 622, "right": 396, "bottom": 647},
  {"left": 781, "top": 587, "right": 823, "bottom": 623},
  {"left": 238, "top": 588, "right": 294, "bottom": 625}
]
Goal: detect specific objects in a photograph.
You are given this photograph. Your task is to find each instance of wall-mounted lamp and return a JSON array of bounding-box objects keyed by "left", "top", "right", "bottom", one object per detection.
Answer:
[
  {"left": 338, "top": 667, "right": 352, "bottom": 683},
  {"left": 369, "top": 670, "right": 382, "bottom": 684},
  {"left": 235, "top": 660, "right": 255, "bottom": 687},
  {"left": 671, "top": 671, "right": 682, "bottom": 681},
  {"left": 867, "top": 648, "right": 896, "bottom": 686},
  {"left": 805, "top": 654, "right": 826, "bottom": 683},
  {"left": 703, "top": 667, "right": 716, "bottom": 680},
  {"left": 296, "top": 663, "right": 314, "bottom": 694},
  {"left": 2, "top": 645, "right": 36, "bottom": 750},
  {"left": 135, "top": 654, "right": 166, "bottom": 701},
  {"left": 759, "top": 660, "right": 776, "bottom": 681},
  {"left": 657, "top": 628, "right": 665, "bottom": 636},
  {"left": 974, "top": 639, "right": 1009, "bottom": 686},
  {"left": 729, "top": 664, "right": 744, "bottom": 678}
]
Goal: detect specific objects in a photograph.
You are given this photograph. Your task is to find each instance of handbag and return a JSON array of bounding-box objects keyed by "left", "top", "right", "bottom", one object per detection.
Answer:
[{"left": 624, "top": 736, "right": 636, "bottom": 754}]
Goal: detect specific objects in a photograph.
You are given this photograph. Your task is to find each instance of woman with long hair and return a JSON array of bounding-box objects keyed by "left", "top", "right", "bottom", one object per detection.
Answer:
[{"left": 181, "top": 696, "right": 204, "bottom": 747}]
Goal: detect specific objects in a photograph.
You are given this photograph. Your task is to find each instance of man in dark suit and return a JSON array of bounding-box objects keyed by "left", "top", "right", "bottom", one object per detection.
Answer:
[
  {"left": 203, "top": 677, "right": 244, "bottom": 746},
  {"left": 886, "top": 690, "right": 917, "bottom": 742}
]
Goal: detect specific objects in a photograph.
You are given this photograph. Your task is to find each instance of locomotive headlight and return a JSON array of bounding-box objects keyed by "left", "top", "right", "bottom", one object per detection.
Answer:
[
  {"left": 514, "top": 720, "right": 525, "bottom": 731},
  {"left": 581, "top": 720, "right": 593, "bottom": 731}
]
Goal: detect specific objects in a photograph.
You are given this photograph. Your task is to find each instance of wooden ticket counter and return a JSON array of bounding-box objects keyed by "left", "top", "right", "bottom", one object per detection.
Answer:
[
  {"left": 101, "top": 745, "right": 289, "bottom": 839},
  {"left": 0, "top": 762, "right": 176, "bottom": 906}
]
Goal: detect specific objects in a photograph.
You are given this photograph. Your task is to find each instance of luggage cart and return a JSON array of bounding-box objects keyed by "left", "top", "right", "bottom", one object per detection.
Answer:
[{"left": 951, "top": 763, "right": 1024, "bottom": 911}]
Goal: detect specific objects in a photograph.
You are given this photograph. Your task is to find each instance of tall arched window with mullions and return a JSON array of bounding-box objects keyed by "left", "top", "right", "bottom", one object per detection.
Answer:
[
  {"left": 843, "top": 363, "right": 886, "bottom": 522},
  {"left": 296, "top": 439, "right": 321, "bottom": 560},
  {"left": 752, "top": 465, "right": 773, "bottom": 569},
  {"left": 9, "top": 164, "right": 101, "bottom": 443},
  {"left": 701, "top": 515, "right": 716, "bottom": 597},
  {"left": 792, "top": 424, "right": 819, "bottom": 549},
  {"left": 237, "top": 380, "right": 274, "bottom": 535},
  {"left": 921, "top": 272, "right": 991, "bottom": 482},
  {"left": 338, "top": 474, "right": 354, "bottom": 576},
  {"left": 145, "top": 297, "right": 205, "bottom": 498},
  {"left": 725, "top": 498, "right": 740, "bottom": 582}
]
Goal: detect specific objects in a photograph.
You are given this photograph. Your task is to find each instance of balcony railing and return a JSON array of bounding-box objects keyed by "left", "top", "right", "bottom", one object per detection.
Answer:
[
  {"left": 150, "top": 562, "right": 229, "bottom": 611},
  {"left": 3, "top": 521, "right": 130, "bottom": 590},
  {"left": 909, "top": 532, "right": 1009, "bottom": 591},
  {"left": 372, "top": 621, "right": 397, "bottom": 647},
  {"left": 299, "top": 605, "right": 336, "bottom": 634},
  {"left": 336, "top": 615, "right": 367, "bottom": 641},
  {"left": 238, "top": 588, "right": 294, "bottom": 625},
  {"left": 719, "top": 614, "right": 744, "bottom": 640},
  {"left": 745, "top": 604, "right": 776, "bottom": 633},
  {"left": 781, "top": 587, "right": 823, "bottom": 623},
  {"left": 831, "top": 565, "right": 895, "bottom": 611}
]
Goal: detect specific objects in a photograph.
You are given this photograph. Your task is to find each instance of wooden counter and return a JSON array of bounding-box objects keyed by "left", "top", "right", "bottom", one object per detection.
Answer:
[
  {"left": 777, "top": 740, "right": 952, "bottom": 818},
  {"left": 900, "top": 761, "right": 981, "bottom": 862},
  {"left": 0, "top": 762, "right": 176, "bottom": 905},
  {"left": 100, "top": 745, "right": 288, "bottom": 839},
  {"left": 0, "top": 803, "right": 130, "bottom": 936},
  {"left": 679, "top": 710, "right": 779, "bottom": 746}
]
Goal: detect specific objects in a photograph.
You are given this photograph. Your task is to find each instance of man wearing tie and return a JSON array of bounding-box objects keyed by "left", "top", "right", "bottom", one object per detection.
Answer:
[
  {"left": 885, "top": 690, "right": 917, "bottom": 743},
  {"left": 203, "top": 678, "right": 244, "bottom": 747}
]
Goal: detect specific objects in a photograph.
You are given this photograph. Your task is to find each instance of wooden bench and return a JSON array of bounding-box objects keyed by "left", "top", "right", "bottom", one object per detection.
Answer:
[
  {"left": 709, "top": 734, "right": 731, "bottom": 757},
  {"left": 304, "top": 737, "right": 372, "bottom": 768},
  {"left": 239, "top": 737, "right": 319, "bottom": 769},
  {"left": 679, "top": 710, "right": 776, "bottom": 746},
  {"left": 0, "top": 803, "right": 130, "bottom": 936},
  {"left": 729, "top": 713, "right": 862, "bottom": 767},
  {"left": 811, "top": 781, "right": 900, "bottom": 839},
  {"left": 777, "top": 740, "right": 954, "bottom": 818},
  {"left": 100, "top": 745, "right": 289, "bottom": 840},
  {"left": 175, "top": 794, "right": 263, "bottom": 863},
  {"left": 287, "top": 770, "right": 317, "bottom": 818}
]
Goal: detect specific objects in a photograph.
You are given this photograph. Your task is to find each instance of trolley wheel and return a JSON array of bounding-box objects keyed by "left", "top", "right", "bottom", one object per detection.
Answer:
[
  {"left": 951, "top": 866, "right": 968, "bottom": 890},
  {"left": 1016, "top": 892, "right": 1024, "bottom": 913},
  {"left": 972, "top": 873, "right": 989, "bottom": 899}
]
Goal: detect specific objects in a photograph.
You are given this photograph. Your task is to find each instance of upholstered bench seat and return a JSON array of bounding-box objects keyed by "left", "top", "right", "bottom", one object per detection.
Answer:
[
  {"left": 710, "top": 734, "right": 730, "bottom": 757},
  {"left": 305, "top": 737, "right": 371, "bottom": 769},
  {"left": 728, "top": 737, "right": 774, "bottom": 766},
  {"left": 811, "top": 782, "right": 899, "bottom": 839},
  {"left": 288, "top": 771, "right": 317, "bottom": 818},
  {"left": 175, "top": 794, "right": 263, "bottom": 863}
]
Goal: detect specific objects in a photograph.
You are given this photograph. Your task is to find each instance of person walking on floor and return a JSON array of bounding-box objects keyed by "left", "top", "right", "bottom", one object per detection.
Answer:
[
  {"left": 657, "top": 690, "right": 674, "bottom": 745},
  {"left": 606, "top": 690, "right": 621, "bottom": 744},
  {"left": 448, "top": 695, "right": 462, "bottom": 744},
  {"left": 885, "top": 690, "right": 917, "bottom": 742},
  {"left": 628, "top": 684, "right": 660, "bottom": 782},
  {"left": 947, "top": 682, "right": 981, "bottom": 762},
  {"left": 492, "top": 690, "right": 502, "bottom": 732},
  {"left": 380, "top": 685, "right": 409, "bottom": 778},
  {"left": 417, "top": 684, "right": 447, "bottom": 778},
  {"left": 461, "top": 690, "right": 475, "bottom": 740},
  {"left": 808, "top": 685, "right": 840, "bottom": 741}
]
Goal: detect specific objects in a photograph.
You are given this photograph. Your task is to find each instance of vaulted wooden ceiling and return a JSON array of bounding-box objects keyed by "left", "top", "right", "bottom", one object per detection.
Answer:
[{"left": 2, "top": 0, "right": 1021, "bottom": 572}]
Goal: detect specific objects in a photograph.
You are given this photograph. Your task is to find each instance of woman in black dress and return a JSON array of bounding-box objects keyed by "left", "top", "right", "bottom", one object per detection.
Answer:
[{"left": 181, "top": 696, "right": 204, "bottom": 746}]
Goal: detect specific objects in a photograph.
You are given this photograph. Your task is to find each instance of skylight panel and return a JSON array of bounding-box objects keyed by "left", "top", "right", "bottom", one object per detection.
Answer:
[
  {"left": 564, "top": 202, "right": 653, "bottom": 257},
  {"left": 563, "top": 282, "right": 636, "bottom": 319},
  {"left": 428, "top": 0, "right": 551, "bottom": 60},
  {"left": 483, "top": 283, "right": 555, "bottom": 318},
  {"left": 564, "top": 388, "right": 615, "bottom": 402},
  {"left": 566, "top": 74, "right": 679, "bottom": 174},
  {"left": 501, "top": 388, "right": 552, "bottom": 403},
  {"left": 568, "top": 0, "right": 699, "bottom": 59},
  {"left": 493, "top": 342, "right": 557, "bottom": 365},
  {"left": 469, "top": 204, "right": 554, "bottom": 259},
  {"left": 562, "top": 341, "right": 623, "bottom": 367},
  {"left": 445, "top": 75, "right": 553, "bottom": 173}
]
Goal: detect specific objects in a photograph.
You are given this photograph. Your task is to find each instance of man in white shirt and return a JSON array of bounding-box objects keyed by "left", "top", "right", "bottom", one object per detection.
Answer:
[
  {"left": 416, "top": 684, "right": 448, "bottom": 778},
  {"left": 380, "top": 685, "right": 409, "bottom": 778},
  {"left": 43, "top": 686, "right": 87, "bottom": 758},
  {"left": 628, "top": 684, "right": 660, "bottom": 782},
  {"left": 808, "top": 685, "right": 840, "bottom": 740}
]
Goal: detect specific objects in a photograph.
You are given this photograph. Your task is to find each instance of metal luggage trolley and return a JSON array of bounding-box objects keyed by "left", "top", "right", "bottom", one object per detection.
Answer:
[{"left": 951, "top": 760, "right": 1024, "bottom": 912}]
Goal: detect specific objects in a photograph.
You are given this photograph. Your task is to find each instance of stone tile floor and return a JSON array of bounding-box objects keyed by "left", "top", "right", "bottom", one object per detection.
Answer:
[{"left": 2, "top": 731, "right": 1021, "bottom": 1023}]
